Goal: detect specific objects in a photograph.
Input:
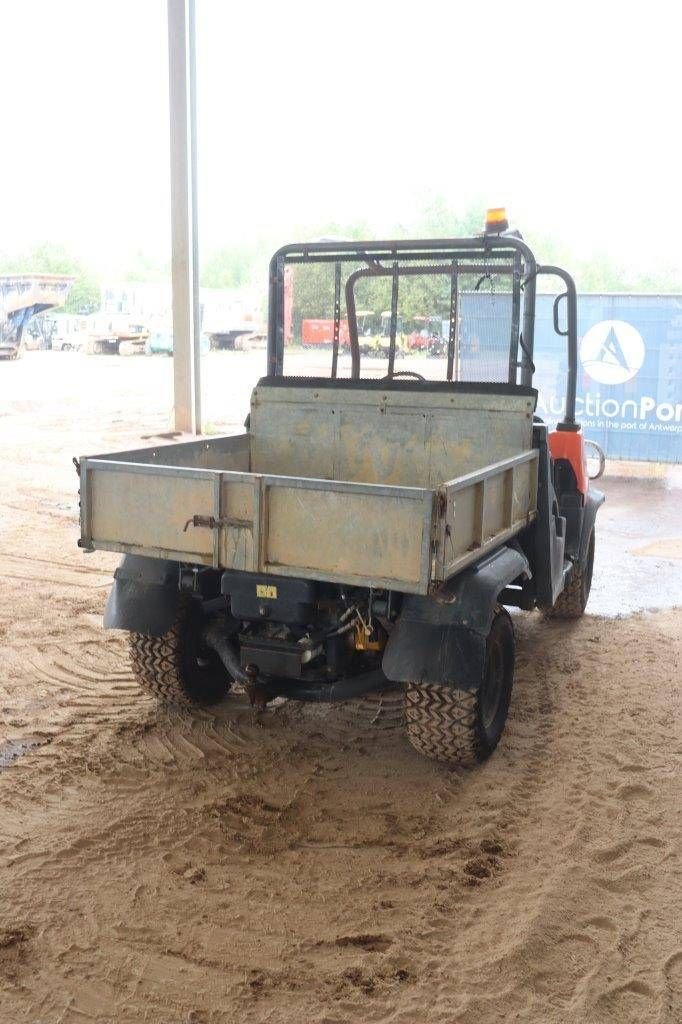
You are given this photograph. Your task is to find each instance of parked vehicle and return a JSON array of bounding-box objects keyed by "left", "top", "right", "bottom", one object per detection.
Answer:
[
  {"left": 146, "top": 328, "right": 174, "bottom": 356},
  {"left": 51, "top": 314, "right": 86, "bottom": 351},
  {"left": 77, "top": 212, "right": 604, "bottom": 767},
  {"left": 0, "top": 274, "right": 74, "bottom": 359},
  {"left": 371, "top": 310, "right": 405, "bottom": 355},
  {"left": 145, "top": 328, "right": 210, "bottom": 356},
  {"left": 406, "top": 315, "right": 446, "bottom": 355},
  {"left": 85, "top": 314, "right": 149, "bottom": 355},
  {"left": 207, "top": 327, "right": 266, "bottom": 351}
]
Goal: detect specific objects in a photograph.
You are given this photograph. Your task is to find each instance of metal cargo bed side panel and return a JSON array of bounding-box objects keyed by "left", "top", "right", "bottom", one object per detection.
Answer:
[
  {"left": 261, "top": 477, "right": 435, "bottom": 592},
  {"left": 435, "top": 450, "right": 539, "bottom": 582},
  {"left": 80, "top": 435, "right": 254, "bottom": 566},
  {"left": 85, "top": 433, "right": 251, "bottom": 470}
]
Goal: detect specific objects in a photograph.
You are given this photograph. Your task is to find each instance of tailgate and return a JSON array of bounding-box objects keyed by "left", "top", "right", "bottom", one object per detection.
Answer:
[{"left": 79, "top": 459, "right": 436, "bottom": 594}]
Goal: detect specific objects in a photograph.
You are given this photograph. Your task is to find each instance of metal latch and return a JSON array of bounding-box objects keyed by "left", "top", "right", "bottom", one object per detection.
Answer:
[
  {"left": 183, "top": 514, "right": 251, "bottom": 532},
  {"left": 183, "top": 516, "right": 225, "bottom": 532}
]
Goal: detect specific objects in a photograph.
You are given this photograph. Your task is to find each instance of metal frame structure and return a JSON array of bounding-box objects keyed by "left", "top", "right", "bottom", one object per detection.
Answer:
[
  {"left": 267, "top": 236, "right": 537, "bottom": 380},
  {"left": 267, "top": 235, "right": 580, "bottom": 428}
]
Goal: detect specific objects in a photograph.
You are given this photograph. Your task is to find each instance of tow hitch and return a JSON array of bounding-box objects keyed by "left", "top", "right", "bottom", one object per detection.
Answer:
[{"left": 202, "top": 620, "right": 391, "bottom": 706}]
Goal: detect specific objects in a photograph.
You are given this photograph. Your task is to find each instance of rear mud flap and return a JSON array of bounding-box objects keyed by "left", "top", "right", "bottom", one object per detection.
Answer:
[
  {"left": 103, "top": 556, "right": 180, "bottom": 637},
  {"left": 382, "top": 621, "right": 486, "bottom": 691},
  {"left": 382, "top": 545, "right": 528, "bottom": 691}
]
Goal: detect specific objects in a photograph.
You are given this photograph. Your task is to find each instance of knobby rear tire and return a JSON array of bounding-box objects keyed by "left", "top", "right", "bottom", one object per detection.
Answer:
[
  {"left": 129, "top": 597, "right": 230, "bottom": 708},
  {"left": 405, "top": 607, "right": 515, "bottom": 767}
]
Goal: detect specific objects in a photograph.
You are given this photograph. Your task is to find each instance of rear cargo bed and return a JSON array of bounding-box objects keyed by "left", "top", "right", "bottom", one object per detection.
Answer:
[
  {"left": 79, "top": 380, "right": 538, "bottom": 593},
  {"left": 79, "top": 443, "right": 537, "bottom": 595}
]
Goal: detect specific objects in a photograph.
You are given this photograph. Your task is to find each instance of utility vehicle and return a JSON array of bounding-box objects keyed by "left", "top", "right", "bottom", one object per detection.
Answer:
[{"left": 77, "top": 211, "right": 604, "bottom": 766}]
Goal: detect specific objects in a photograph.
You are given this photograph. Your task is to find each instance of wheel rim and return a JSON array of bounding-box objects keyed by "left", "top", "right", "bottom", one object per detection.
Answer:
[{"left": 480, "top": 634, "right": 505, "bottom": 730}]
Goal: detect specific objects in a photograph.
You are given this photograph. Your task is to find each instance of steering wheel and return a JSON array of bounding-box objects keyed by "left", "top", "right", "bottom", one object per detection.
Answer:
[{"left": 379, "top": 369, "right": 426, "bottom": 382}]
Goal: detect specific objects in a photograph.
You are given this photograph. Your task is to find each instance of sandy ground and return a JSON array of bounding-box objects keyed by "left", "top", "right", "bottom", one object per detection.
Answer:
[{"left": 0, "top": 351, "right": 680, "bottom": 1024}]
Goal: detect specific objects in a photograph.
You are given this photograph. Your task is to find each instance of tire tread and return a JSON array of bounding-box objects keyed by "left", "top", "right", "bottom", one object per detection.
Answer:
[
  {"left": 405, "top": 684, "right": 482, "bottom": 766},
  {"left": 544, "top": 568, "right": 586, "bottom": 620},
  {"left": 128, "top": 599, "right": 227, "bottom": 707}
]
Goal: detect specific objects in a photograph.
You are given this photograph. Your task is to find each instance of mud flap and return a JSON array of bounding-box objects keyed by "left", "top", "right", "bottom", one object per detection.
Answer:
[
  {"left": 382, "top": 546, "right": 529, "bottom": 691},
  {"left": 103, "top": 555, "right": 181, "bottom": 637},
  {"left": 580, "top": 487, "right": 605, "bottom": 563}
]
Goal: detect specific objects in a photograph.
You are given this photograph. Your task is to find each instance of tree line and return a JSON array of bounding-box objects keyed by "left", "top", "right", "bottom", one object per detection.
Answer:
[{"left": 2, "top": 199, "right": 680, "bottom": 318}]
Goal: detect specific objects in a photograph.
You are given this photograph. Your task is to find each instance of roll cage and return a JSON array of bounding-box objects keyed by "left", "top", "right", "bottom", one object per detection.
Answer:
[{"left": 267, "top": 233, "right": 579, "bottom": 429}]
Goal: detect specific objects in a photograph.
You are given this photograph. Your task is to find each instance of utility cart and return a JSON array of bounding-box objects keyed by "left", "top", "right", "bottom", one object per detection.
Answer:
[{"left": 77, "top": 211, "right": 604, "bottom": 766}]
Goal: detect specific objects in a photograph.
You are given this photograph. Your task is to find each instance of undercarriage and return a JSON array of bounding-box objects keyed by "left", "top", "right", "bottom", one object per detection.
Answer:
[{"left": 202, "top": 571, "right": 397, "bottom": 707}]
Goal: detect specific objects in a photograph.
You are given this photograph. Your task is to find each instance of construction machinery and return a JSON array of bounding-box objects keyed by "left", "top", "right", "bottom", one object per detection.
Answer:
[
  {"left": 84, "top": 314, "right": 150, "bottom": 355},
  {"left": 0, "top": 274, "right": 74, "bottom": 359}
]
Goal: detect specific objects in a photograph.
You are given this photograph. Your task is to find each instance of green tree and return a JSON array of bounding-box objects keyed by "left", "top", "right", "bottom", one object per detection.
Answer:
[
  {"left": 201, "top": 242, "right": 265, "bottom": 289},
  {"left": 65, "top": 276, "right": 101, "bottom": 314}
]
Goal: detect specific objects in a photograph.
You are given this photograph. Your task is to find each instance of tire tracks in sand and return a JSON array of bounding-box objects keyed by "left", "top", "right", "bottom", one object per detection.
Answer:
[{"left": 0, "top": 611, "right": 679, "bottom": 1024}]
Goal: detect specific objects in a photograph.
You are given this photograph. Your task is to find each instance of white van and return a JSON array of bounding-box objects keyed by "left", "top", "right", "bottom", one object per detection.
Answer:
[{"left": 52, "top": 315, "right": 86, "bottom": 352}]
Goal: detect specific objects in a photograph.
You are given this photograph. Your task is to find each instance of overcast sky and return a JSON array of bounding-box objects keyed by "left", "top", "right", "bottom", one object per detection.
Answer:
[{"left": 1, "top": 0, "right": 679, "bottom": 278}]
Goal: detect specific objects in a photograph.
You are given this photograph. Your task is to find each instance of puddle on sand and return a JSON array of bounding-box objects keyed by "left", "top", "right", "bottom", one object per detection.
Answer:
[
  {"left": 588, "top": 475, "right": 682, "bottom": 617},
  {"left": 0, "top": 739, "right": 42, "bottom": 771},
  {"left": 631, "top": 539, "right": 682, "bottom": 560}
]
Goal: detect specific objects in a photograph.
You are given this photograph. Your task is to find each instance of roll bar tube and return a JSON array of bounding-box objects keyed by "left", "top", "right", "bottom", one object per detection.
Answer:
[
  {"left": 536, "top": 265, "right": 579, "bottom": 430},
  {"left": 267, "top": 234, "right": 538, "bottom": 380},
  {"left": 345, "top": 263, "right": 471, "bottom": 379}
]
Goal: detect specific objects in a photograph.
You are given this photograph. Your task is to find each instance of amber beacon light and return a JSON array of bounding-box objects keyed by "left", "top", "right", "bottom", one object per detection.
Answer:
[{"left": 484, "top": 207, "right": 509, "bottom": 233}]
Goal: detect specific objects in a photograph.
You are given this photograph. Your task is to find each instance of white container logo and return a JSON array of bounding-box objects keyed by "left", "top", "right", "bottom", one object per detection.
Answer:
[{"left": 579, "top": 319, "right": 645, "bottom": 385}]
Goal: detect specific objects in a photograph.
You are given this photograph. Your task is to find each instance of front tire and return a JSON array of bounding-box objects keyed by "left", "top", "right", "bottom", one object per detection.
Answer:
[
  {"left": 129, "top": 598, "right": 230, "bottom": 707},
  {"left": 405, "top": 607, "right": 515, "bottom": 767},
  {"left": 545, "top": 528, "right": 595, "bottom": 620}
]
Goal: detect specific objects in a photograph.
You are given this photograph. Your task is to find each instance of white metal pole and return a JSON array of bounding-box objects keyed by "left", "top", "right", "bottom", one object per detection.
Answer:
[{"left": 168, "top": 0, "right": 201, "bottom": 434}]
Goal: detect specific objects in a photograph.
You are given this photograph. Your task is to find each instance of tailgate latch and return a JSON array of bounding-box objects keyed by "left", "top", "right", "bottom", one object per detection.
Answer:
[
  {"left": 183, "top": 514, "right": 224, "bottom": 532},
  {"left": 183, "top": 514, "right": 251, "bottom": 532}
]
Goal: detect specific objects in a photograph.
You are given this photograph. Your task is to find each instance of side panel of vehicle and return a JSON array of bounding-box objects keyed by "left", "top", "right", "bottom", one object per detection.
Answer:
[
  {"left": 530, "top": 424, "right": 568, "bottom": 608},
  {"left": 301, "top": 319, "right": 350, "bottom": 347},
  {"left": 530, "top": 424, "right": 604, "bottom": 608}
]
